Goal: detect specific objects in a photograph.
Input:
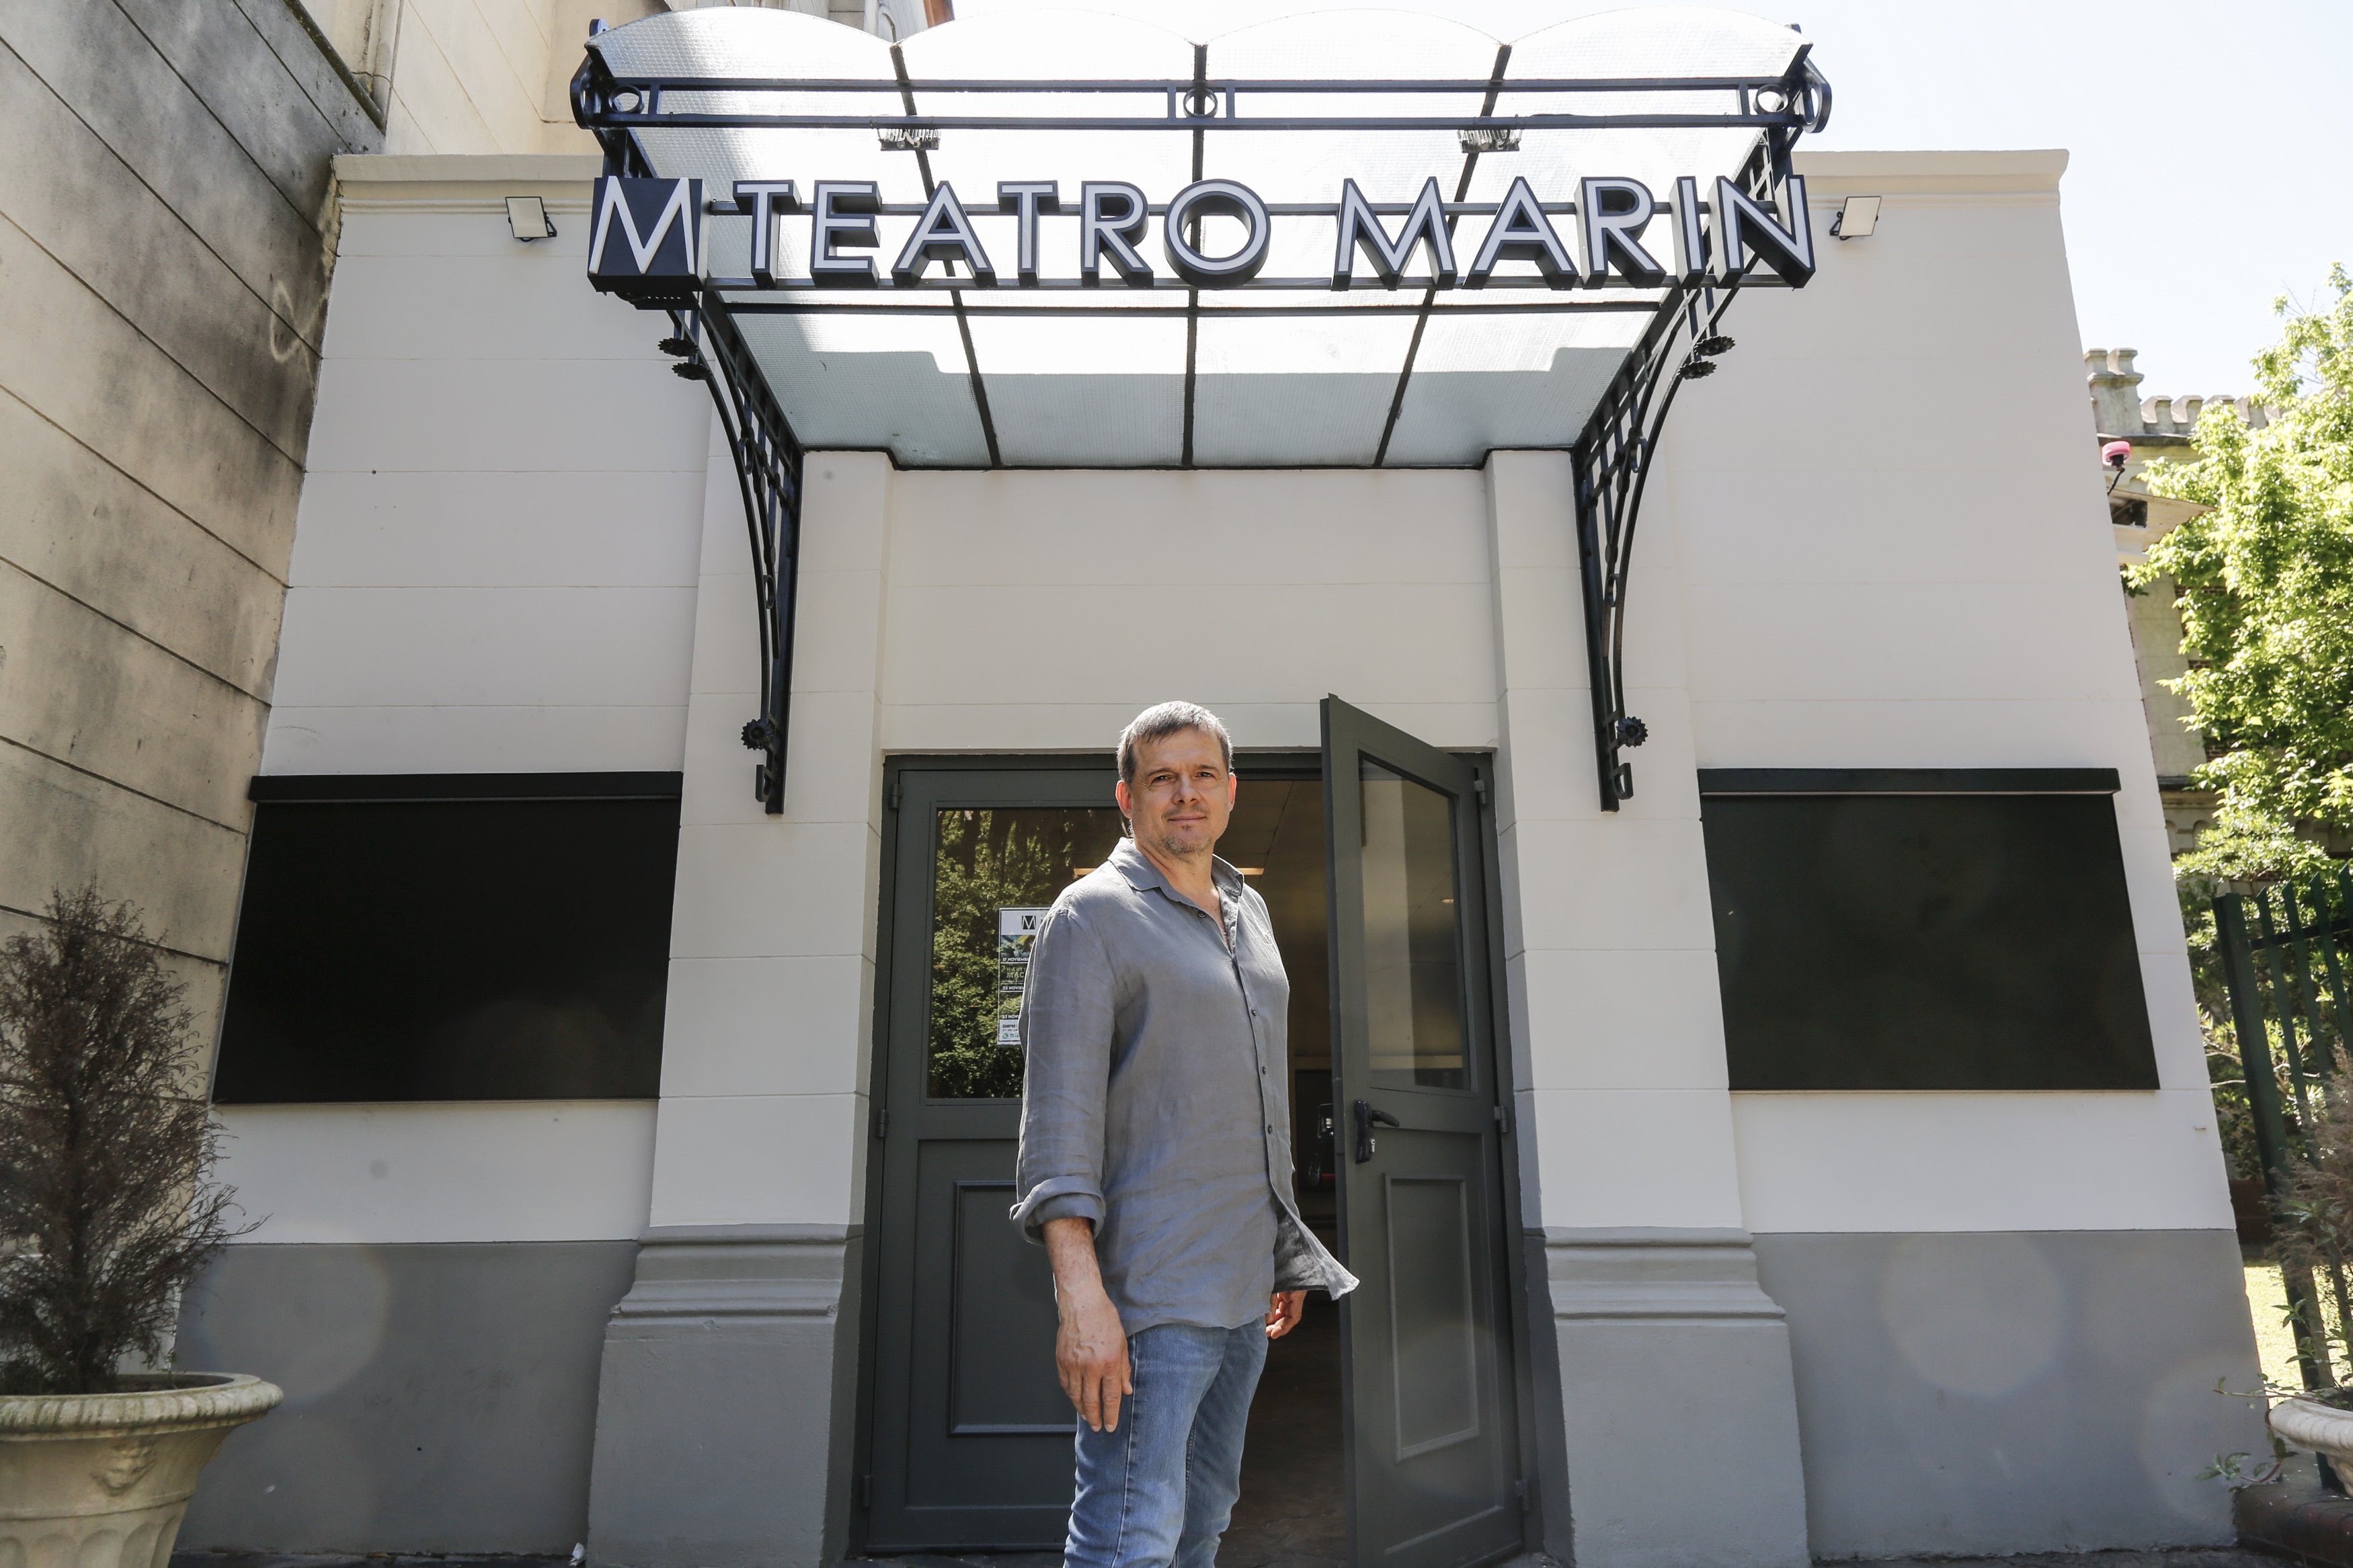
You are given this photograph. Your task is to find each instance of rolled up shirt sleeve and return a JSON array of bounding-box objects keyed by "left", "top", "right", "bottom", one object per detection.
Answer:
[{"left": 1010, "top": 903, "right": 1115, "bottom": 1243}]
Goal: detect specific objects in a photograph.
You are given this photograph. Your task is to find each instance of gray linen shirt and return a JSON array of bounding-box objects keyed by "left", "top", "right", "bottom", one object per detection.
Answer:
[{"left": 1010, "top": 838, "right": 1356, "bottom": 1335}]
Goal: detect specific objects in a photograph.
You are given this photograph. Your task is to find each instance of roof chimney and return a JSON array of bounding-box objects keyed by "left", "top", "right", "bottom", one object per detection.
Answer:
[{"left": 2087, "top": 346, "right": 2145, "bottom": 436}]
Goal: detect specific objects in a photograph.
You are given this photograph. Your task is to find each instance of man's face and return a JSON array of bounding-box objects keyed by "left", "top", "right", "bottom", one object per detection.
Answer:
[{"left": 1117, "top": 727, "right": 1236, "bottom": 862}]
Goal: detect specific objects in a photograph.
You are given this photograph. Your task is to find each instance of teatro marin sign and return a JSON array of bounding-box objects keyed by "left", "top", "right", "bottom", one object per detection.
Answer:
[
  {"left": 586, "top": 169, "right": 1817, "bottom": 294},
  {"left": 568, "top": 14, "right": 1829, "bottom": 811}
]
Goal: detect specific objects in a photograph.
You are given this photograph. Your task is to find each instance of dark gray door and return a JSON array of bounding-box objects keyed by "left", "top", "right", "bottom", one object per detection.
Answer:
[
  {"left": 1322, "top": 698, "right": 1523, "bottom": 1568},
  {"left": 865, "top": 765, "right": 1128, "bottom": 1551}
]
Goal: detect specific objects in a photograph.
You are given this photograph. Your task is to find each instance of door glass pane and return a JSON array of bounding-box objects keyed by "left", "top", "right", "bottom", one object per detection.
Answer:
[
  {"left": 927, "top": 807, "right": 1126, "bottom": 1099},
  {"left": 1359, "top": 761, "right": 1469, "bottom": 1091}
]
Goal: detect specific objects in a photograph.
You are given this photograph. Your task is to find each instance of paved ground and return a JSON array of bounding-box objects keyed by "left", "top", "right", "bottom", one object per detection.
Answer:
[
  {"left": 175, "top": 1551, "right": 2289, "bottom": 1568},
  {"left": 846, "top": 1552, "right": 2284, "bottom": 1568},
  {"left": 1829, "top": 1560, "right": 2277, "bottom": 1568},
  {"left": 173, "top": 1321, "right": 2285, "bottom": 1568},
  {"left": 1224, "top": 1292, "right": 1348, "bottom": 1568},
  {"left": 712, "top": 1556, "right": 2295, "bottom": 1568},
  {"left": 173, "top": 1559, "right": 574, "bottom": 1568}
]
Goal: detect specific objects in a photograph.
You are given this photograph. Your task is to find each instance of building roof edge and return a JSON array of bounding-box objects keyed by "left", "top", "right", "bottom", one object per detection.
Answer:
[
  {"left": 1795, "top": 149, "right": 2069, "bottom": 195},
  {"left": 333, "top": 153, "right": 608, "bottom": 189}
]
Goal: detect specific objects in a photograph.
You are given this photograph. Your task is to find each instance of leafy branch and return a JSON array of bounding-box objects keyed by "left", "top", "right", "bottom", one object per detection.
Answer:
[{"left": 2135, "top": 263, "right": 2353, "bottom": 882}]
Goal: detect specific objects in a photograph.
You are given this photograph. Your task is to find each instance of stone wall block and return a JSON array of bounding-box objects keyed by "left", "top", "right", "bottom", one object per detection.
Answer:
[
  {"left": 587, "top": 1227, "right": 865, "bottom": 1568},
  {"left": 0, "top": 44, "right": 323, "bottom": 450},
  {"left": 0, "top": 569, "right": 268, "bottom": 827},
  {"left": 1546, "top": 1229, "right": 1811, "bottom": 1568},
  {"left": 0, "top": 0, "right": 342, "bottom": 332},
  {"left": 0, "top": 217, "right": 304, "bottom": 570},
  {"left": 0, "top": 394, "right": 286, "bottom": 690},
  {"left": 0, "top": 746, "right": 247, "bottom": 962}
]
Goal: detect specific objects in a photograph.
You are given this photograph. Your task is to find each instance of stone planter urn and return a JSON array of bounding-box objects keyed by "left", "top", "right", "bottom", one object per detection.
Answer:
[
  {"left": 2270, "top": 1394, "right": 2353, "bottom": 1468},
  {"left": 0, "top": 1372, "right": 282, "bottom": 1568}
]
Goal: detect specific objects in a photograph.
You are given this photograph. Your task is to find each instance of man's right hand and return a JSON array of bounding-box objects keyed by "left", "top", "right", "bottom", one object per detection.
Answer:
[
  {"left": 1044, "top": 1216, "right": 1132, "bottom": 1432},
  {"left": 1055, "top": 1281, "right": 1132, "bottom": 1432}
]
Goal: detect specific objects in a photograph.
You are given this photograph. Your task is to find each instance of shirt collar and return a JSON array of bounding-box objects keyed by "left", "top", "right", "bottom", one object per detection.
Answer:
[{"left": 1109, "top": 837, "right": 1246, "bottom": 905}]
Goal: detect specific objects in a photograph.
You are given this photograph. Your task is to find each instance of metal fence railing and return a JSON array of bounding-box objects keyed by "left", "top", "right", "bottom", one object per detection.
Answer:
[{"left": 2217, "top": 869, "right": 2353, "bottom": 1391}]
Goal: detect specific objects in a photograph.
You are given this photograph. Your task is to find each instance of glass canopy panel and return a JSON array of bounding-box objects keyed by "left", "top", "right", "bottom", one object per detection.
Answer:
[
  {"left": 731, "top": 309, "right": 990, "bottom": 464},
  {"left": 1174, "top": 13, "right": 1501, "bottom": 462},
  {"left": 598, "top": 10, "right": 924, "bottom": 233},
  {"left": 902, "top": 11, "right": 1195, "bottom": 267},
  {"left": 1509, "top": 6, "right": 1807, "bottom": 81},
  {"left": 1382, "top": 313, "right": 1639, "bottom": 466},
  {"left": 971, "top": 314, "right": 1187, "bottom": 466},
  {"left": 583, "top": 5, "right": 1805, "bottom": 469},
  {"left": 1201, "top": 13, "right": 1499, "bottom": 300},
  {"left": 1468, "top": 9, "right": 1803, "bottom": 210},
  {"left": 1190, "top": 311, "right": 1419, "bottom": 466}
]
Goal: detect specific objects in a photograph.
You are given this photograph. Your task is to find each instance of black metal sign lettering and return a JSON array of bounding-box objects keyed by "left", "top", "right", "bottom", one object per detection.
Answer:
[
  {"left": 588, "top": 176, "right": 705, "bottom": 302},
  {"left": 612, "top": 173, "right": 1815, "bottom": 296}
]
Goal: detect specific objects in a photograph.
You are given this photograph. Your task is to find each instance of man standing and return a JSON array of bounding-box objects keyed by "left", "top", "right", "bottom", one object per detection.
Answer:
[{"left": 1011, "top": 701, "right": 1354, "bottom": 1568}]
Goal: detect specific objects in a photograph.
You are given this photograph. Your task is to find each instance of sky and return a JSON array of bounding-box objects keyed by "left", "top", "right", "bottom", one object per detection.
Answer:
[{"left": 951, "top": 0, "right": 2353, "bottom": 397}]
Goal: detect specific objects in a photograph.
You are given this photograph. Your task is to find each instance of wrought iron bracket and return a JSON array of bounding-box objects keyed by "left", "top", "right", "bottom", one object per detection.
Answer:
[
  {"left": 1572, "top": 141, "right": 1803, "bottom": 811},
  {"left": 667, "top": 301, "right": 803, "bottom": 815},
  {"left": 580, "top": 87, "right": 806, "bottom": 816}
]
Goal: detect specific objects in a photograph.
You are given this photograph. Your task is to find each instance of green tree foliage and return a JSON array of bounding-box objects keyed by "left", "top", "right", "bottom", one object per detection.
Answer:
[
  {"left": 926, "top": 809, "right": 1123, "bottom": 1100},
  {"left": 928, "top": 810, "right": 1053, "bottom": 1099},
  {"left": 2135, "top": 266, "right": 2353, "bottom": 882}
]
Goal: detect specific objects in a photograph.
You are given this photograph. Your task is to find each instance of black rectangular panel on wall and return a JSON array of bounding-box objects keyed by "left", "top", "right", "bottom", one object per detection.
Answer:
[
  {"left": 1698, "top": 772, "right": 2157, "bottom": 1091},
  {"left": 214, "top": 776, "right": 682, "bottom": 1102}
]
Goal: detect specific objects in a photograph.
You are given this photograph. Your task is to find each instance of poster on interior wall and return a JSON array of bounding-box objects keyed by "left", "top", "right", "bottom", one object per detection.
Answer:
[{"left": 997, "top": 907, "right": 1049, "bottom": 1046}]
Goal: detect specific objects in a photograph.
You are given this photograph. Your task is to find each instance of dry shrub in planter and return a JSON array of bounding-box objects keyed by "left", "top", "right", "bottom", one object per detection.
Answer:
[
  {"left": 0, "top": 886, "right": 250, "bottom": 1394},
  {"left": 0, "top": 888, "right": 279, "bottom": 1566}
]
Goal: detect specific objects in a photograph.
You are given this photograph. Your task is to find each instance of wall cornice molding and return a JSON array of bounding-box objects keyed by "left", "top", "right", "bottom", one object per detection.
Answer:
[{"left": 1795, "top": 149, "right": 2069, "bottom": 196}]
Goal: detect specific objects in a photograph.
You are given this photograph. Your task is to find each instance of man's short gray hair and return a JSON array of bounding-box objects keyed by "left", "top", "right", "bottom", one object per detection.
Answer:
[{"left": 1117, "top": 701, "right": 1234, "bottom": 784}]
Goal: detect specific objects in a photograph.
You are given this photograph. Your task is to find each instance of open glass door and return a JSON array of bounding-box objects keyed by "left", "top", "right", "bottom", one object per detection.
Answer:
[
  {"left": 864, "top": 758, "right": 1341, "bottom": 1555},
  {"left": 1322, "top": 698, "right": 1523, "bottom": 1568}
]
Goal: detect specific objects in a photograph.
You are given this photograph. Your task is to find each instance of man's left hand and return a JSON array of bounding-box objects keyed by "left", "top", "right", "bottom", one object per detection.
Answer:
[{"left": 1266, "top": 1289, "right": 1307, "bottom": 1340}]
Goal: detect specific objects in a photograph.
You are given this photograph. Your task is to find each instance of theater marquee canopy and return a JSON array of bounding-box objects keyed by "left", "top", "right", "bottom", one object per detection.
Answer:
[{"left": 568, "top": 5, "right": 1831, "bottom": 810}]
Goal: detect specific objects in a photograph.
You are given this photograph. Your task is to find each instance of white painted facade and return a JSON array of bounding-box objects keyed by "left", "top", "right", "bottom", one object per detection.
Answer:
[
  {"left": 262, "top": 157, "right": 705, "bottom": 782},
  {"left": 227, "top": 147, "right": 2228, "bottom": 1249},
  {"left": 180, "top": 141, "right": 2268, "bottom": 1566}
]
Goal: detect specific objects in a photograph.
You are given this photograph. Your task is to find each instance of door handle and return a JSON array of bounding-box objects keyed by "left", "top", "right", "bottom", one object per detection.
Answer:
[{"left": 1353, "top": 1099, "right": 1400, "bottom": 1163}]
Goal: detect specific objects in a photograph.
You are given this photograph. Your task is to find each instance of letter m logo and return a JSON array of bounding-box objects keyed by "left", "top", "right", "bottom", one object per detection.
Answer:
[{"left": 588, "top": 176, "right": 703, "bottom": 304}]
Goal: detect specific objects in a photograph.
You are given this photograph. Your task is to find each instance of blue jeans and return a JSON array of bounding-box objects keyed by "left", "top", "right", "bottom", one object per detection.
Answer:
[{"left": 1064, "top": 1321, "right": 1269, "bottom": 1568}]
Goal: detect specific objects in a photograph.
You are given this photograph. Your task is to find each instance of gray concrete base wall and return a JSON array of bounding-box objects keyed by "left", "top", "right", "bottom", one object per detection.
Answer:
[
  {"left": 1752, "top": 1229, "right": 2264, "bottom": 1558},
  {"left": 175, "top": 1239, "right": 638, "bottom": 1553},
  {"left": 586, "top": 1224, "right": 865, "bottom": 1568},
  {"left": 1544, "top": 1228, "right": 1812, "bottom": 1568}
]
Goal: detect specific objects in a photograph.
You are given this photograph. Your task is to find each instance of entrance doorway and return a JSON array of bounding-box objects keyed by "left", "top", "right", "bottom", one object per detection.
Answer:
[{"left": 859, "top": 701, "right": 1525, "bottom": 1568}]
